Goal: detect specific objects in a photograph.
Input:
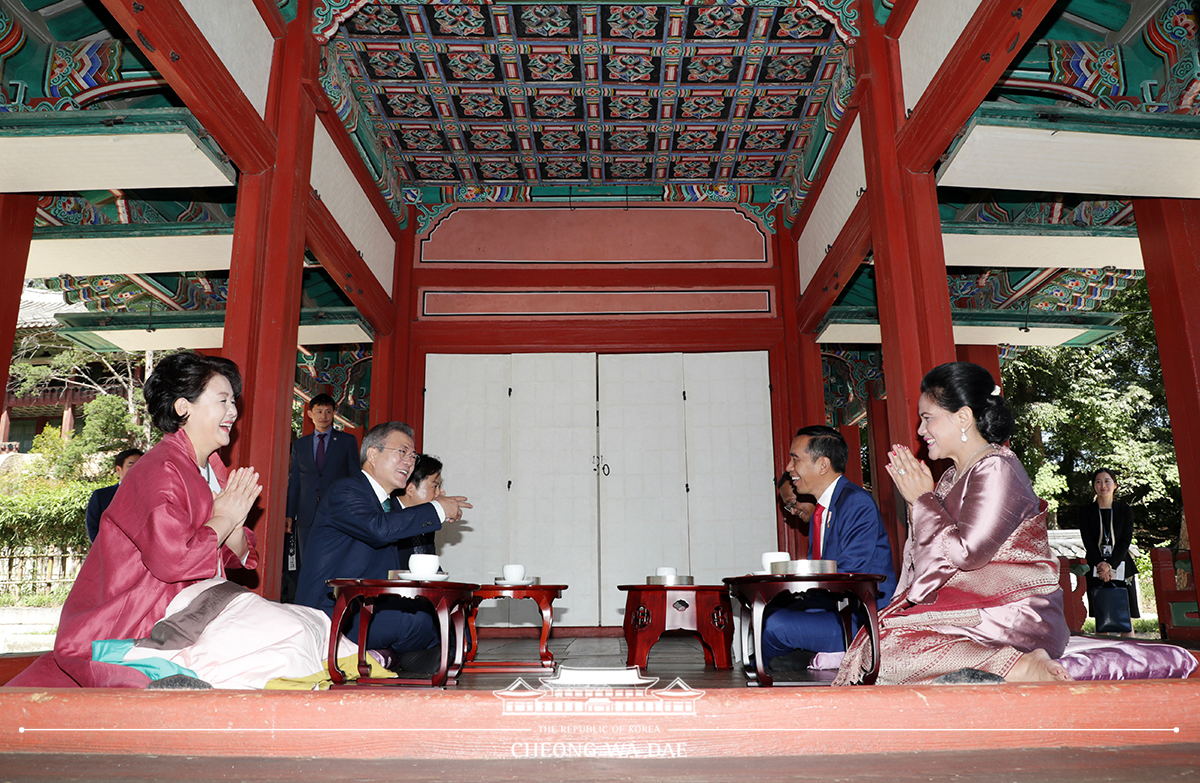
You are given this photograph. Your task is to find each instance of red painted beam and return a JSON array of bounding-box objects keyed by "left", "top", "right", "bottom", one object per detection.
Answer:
[
  {"left": 413, "top": 267, "right": 781, "bottom": 291},
  {"left": 867, "top": 383, "right": 903, "bottom": 571},
  {"left": 0, "top": 194, "right": 37, "bottom": 418},
  {"left": 882, "top": 0, "right": 921, "bottom": 38},
  {"left": 895, "top": 0, "right": 1061, "bottom": 174},
  {"left": 309, "top": 88, "right": 406, "bottom": 245},
  {"left": 250, "top": 0, "right": 287, "bottom": 38},
  {"left": 410, "top": 318, "right": 783, "bottom": 354},
  {"left": 1133, "top": 198, "right": 1200, "bottom": 604},
  {"left": 857, "top": 11, "right": 936, "bottom": 458},
  {"left": 306, "top": 194, "right": 398, "bottom": 337},
  {"left": 795, "top": 198, "right": 871, "bottom": 335},
  {"left": 98, "top": 0, "right": 276, "bottom": 175}
]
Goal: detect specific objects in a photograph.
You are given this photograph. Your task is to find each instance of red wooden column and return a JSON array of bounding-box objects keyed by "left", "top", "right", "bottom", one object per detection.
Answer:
[
  {"left": 0, "top": 194, "right": 38, "bottom": 421},
  {"left": 856, "top": 9, "right": 956, "bottom": 451},
  {"left": 368, "top": 208, "right": 416, "bottom": 428},
  {"left": 840, "top": 422, "right": 863, "bottom": 486},
  {"left": 221, "top": 8, "right": 317, "bottom": 599},
  {"left": 867, "top": 382, "right": 902, "bottom": 571},
  {"left": 1132, "top": 198, "right": 1200, "bottom": 596},
  {"left": 956, "top": 344, "right": 1003, "bottom": 390}
]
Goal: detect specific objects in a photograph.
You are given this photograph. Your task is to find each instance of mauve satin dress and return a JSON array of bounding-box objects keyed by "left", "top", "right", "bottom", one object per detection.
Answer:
[{"left": 836, "top": 447, "right": 1068, "bottom": 685}]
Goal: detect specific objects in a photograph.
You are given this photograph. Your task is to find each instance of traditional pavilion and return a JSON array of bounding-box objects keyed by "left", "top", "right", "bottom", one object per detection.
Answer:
[{"left": 2, "top": 0, "right": 1200, "bottom": 767}]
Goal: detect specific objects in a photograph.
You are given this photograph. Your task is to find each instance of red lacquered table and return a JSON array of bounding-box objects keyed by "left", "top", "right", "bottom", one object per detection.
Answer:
[
  {"left": 464, "top": 584, "right": 568, "bottom": 672},
  {"left": 723, "top": 573, "right": 883, "bottom": 687},
  {"left": 617, "top": 584, "right": 734, "bottom": 670},
  {"left": 326, "top": 578, "right": 479, "bottom": 687}
]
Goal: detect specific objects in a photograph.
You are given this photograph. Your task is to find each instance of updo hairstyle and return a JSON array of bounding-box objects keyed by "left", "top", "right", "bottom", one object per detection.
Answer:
[
  {"left": 920, "top": 361, "right": 1013, "bottom": 445},
  {"left": 144, "top": 351, "right": 243, "bottom": 433}
]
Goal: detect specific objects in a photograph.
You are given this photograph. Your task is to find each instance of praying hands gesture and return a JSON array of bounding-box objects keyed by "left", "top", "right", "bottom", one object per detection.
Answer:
[
  {"left": 886, "top": 445, "right": 934, "bottom": 505},
  {"left": 207, "top": 467, "right": 262, "bottom": 558}
]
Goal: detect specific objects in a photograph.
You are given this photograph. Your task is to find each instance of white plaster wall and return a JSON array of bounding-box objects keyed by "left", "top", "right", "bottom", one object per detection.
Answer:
[
  {"left": 310, "top": 122, "right": 397, "bottom": 294},
  {"left": 795, "top": 117, "right": 865, "bottom": 292},
  {"left": 683, "top": 352, "right": 778, "bottom": 584},
  {"left": 178, "top": 0, "right": 274, "bottom": 118},
  {"left": 898, "top": 0, "right": 985, "bottom": 114}
]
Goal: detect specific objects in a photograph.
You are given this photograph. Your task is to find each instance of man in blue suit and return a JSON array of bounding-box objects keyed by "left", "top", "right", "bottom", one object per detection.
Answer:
[
  {"left": 284, "top": 394, "right": 361, "bottom": 592},
  {"left": 762, "top": 425, "right": 897, "bottom": 671},
  {"left": 84, "top": 448, "right": 143, "bottom": 543},
  {"left": 296, "top": 421, "right": 471, "bottom": 673}
]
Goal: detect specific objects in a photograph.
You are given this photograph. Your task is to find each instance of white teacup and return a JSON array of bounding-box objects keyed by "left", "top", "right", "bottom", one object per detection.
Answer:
[
  {"left": 503, "top": 564, "right": 526, "bottom": 582},
  {"left": 656, "top": 567, "right": 677, "bottom": 577},
  {"left": 762, "top": 551, "right": 789, "bottom": 571},
  {"left": 409, "top": 554, "right": 440, "bottom": 577}
]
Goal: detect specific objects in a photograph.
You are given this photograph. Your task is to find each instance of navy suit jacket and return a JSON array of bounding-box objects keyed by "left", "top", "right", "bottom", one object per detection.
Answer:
[
  {"left": 295, "top": 471, "right": 443, "bottom": 616},
  {"left": 85, "top": 483, "right": 120, "bottom": 543},
  {"left": 811, "top": 477, "right": 897, "bottom": 608},
  {"left": 285, "top": 429, "right": 361, "bottom": 543}
]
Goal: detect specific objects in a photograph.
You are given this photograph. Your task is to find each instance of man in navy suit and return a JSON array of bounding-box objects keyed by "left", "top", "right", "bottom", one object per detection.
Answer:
[
  {"left": 296, "top": 421, "right": 471, "bottom": 672},
  {"left": 84, "top": 448, "right": 143, "bottom": 543},
  {"left": 284, "top": 394, "right": 361, "bottom": 585},
  {"left": 762, "top": 425, "right": 897, "bottom": 671}
]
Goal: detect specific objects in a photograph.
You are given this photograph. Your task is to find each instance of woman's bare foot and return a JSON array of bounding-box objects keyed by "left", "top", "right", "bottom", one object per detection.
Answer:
[{"left": 1007, "top": 648, "right": 1073, "bottom": 682}]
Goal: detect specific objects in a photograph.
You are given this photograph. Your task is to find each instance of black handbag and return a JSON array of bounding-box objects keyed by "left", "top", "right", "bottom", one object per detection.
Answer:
[{"left": 1092, "top": 581, "right": 1132, "bottom": 633}]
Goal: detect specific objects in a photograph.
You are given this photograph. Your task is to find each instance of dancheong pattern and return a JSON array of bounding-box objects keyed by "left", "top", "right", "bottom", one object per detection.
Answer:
[{"left": 321, "top": 3, "right": 849, "bottom": 191}]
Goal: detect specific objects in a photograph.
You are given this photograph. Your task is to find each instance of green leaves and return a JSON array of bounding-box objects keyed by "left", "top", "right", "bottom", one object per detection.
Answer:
[{"left": 1004, "top": 279, "right": 1180, "bottom": 545}]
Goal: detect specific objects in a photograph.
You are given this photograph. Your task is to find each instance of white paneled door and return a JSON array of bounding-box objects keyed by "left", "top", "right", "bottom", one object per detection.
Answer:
[
  {"left": 509, "top": 354, "right": 601, "bottom": 627},
  {"left": 597, "top": 354, "right": 690, "bottom": 624},
  {"left": 424, "top": 351, "right": 777, "bottom": 628},
  {"left": 682, "top": 352, "right": 778, "bottom": 584}
]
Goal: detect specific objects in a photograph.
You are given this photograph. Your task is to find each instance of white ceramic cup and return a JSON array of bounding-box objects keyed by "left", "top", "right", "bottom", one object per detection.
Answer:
[
  {"left": 503, "top": 564, "right": 526, "bottom": 582},
  {"left": 761, "top": 551, "right": 790, "bottom": 571},
  {"left": 655, "top": 567, "right": 677, "bottom": 577},
  {"left": 409, "top": 554, "right": 440, "bottom": 576}
]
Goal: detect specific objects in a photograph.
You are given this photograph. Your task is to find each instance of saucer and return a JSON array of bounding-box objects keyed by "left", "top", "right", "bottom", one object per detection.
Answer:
[
  {"left": 391, "top": 570, "right": 450, "bottom": 582},
  {"left": 495, "top": 578, "right": 536, "bottom": 586}
]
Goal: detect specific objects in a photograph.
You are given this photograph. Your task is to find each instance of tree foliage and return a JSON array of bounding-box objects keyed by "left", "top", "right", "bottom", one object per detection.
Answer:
[
  {"left": 9, "top": 329, "right": 154, "bottom": 444},
  {"left": 1004, "top": 279, "right": 1180, "bottom": 546},
  {"left": 0, "top": 474, "right": 93, "bottom": 551},
  {"left": 28, "top": 395, "right": 152, "bottom": 482}
]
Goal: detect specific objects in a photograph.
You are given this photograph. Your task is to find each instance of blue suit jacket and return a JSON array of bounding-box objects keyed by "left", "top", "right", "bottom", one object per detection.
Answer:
[
  {"left": 285, "top": 429, "right": 361, "bottom": 544},
  {"left": 85, "top": 483, "right": 119, "bottom": 543},
  {"left": 811, "top": 477, "right": 897, "bottom": 607},
  {"left": 295, "top": 471, "right": 443, "bottom": 616}
]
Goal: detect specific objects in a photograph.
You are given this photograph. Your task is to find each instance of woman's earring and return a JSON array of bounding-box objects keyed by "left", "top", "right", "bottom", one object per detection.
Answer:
[{"left": 960, "top": 427, "right": 968, "bottom": 442}]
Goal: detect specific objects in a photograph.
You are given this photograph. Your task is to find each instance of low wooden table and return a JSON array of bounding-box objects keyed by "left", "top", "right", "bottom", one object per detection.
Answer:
[
  {"left": 723, "top": 573, "right": 884, "bottom": 687},
  {"left": 326, "top": 578, "right": 479, "bottom": 687},
  {"left": 464, "top": 583, "right": 568, "bottom": 672},
  {"left": 617, "top": 584, "right": 734, "bottom": 670}
]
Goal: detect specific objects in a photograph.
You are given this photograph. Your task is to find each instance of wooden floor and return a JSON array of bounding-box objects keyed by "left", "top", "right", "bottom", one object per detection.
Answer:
[{"left": 3, "top": 635, "right": 1199, "bottom": 779}]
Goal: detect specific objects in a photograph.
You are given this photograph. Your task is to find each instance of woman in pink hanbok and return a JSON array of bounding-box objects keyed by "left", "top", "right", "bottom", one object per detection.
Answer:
[
  {"left": 836, "top": 362, "right": 1072, "bottom": 685},
  {"left": 7, "top": 352, "right": 261, "bottom": 688}
]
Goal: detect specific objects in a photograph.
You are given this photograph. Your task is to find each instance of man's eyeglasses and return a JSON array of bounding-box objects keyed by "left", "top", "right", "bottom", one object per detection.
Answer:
[{"left": 376, "top": 446, "right": 420, "bottom": 465}]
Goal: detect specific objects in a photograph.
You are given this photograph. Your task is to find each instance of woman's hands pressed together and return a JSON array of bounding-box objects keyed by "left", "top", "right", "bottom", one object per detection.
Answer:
[
  {"left": 208, "top": 467, "right": 262, "bottom": 555},
  {"left": 886, "top": 444, "right": 935, "bottom": 505}
]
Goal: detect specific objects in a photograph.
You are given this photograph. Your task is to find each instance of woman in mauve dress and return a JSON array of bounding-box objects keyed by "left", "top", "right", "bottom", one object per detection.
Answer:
[
  {"left": 835, "top": 361, "right": 1072, "bottom": 685},
  {"left": 7, "top": 352, "right": 261, "bottom": 688}
]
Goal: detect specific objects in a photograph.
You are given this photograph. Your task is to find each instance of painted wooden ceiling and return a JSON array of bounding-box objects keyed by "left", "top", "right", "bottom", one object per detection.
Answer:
[{"left": 320, "top": 3, "right": 850, "bottom": 192}]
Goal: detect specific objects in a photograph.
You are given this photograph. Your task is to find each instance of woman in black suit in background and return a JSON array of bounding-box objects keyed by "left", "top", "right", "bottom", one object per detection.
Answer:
[{"left": 1079, "top": 468, "right": 1139, "bottom": 635}]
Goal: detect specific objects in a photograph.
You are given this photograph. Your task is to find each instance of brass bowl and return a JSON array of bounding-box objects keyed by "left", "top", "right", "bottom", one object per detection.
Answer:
[
  {"left": 770, "top": 559, "right": 837, "bottom": 575},
  {"left": 647, "top": 574, "right": 695, "bottom": 585}
]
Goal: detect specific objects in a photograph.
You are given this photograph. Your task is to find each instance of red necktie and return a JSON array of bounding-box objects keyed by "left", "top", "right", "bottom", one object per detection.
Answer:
[
  {"left": 316, "top": 433, "right": 326, "bottom": 470},
  {"left": 810, "top": 504, "right": 826, "bottom": 560}
]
